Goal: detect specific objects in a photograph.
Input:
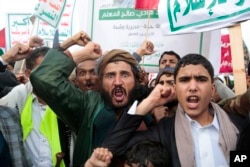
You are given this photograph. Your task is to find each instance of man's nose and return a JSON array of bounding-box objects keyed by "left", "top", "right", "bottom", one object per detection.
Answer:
[
  {"left": 85, "top": 72, "right": 91, "bottom": 79},
  {"left": 188, "top": 79, "right": 198, "bottom": 92},
  {"left": 165, "top": 62, "right": 170, "bottom": 67},
  {"left": 114, "top": 75, "right": 122, "bottom": 85}
]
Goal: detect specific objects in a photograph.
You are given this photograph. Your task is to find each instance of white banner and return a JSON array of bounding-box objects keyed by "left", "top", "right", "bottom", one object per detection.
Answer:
[
  {"left": 91, "top": 0, "right": 215, "bottom": 73},
  {"left": 35, "top": 0, "right": 76, "bottom": 41},
  {"left": 158, "top": 0, "right": 250, "bottom": 35},
  {"left": 6, "top": 13, "right": 31, "bottom": 49},
  {"left": 33, "top": 0, "right": 66, "bottom": 28}
]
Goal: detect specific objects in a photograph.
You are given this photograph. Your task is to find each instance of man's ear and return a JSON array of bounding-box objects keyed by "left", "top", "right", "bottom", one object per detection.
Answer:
[
  {"left": 246, "top": 75, "right": 250, "bottom": 81},
  {"left": 211, "top": 81, "right": 215, "bottom": 92}
]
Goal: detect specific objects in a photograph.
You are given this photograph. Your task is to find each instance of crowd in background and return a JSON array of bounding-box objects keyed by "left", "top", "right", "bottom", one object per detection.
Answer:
[{"left": 0, "top": 31, "right": 250, "bottom": 167}]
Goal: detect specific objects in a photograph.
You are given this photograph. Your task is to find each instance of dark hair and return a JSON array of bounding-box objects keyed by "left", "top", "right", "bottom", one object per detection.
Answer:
[
  {"left": 26, "top": 46, "right": 50, "bottom": 70},
  {"left": 148, "top": 78, "right": 156, "bottom": 88},
  {"left": 174, "top": 53, "right": 214, "bottom": 83},
  {"left": 155, "top": 67, "right": 175, "bottom": 85},
  {"left": 159, "top": 51, "right": 180, "bottom": 65},
  {"left": 248, "top": 62, "right": 250, "bottom": 76},
  {"left": 125, "top": 141, "right": 169, "bottom": 167}
]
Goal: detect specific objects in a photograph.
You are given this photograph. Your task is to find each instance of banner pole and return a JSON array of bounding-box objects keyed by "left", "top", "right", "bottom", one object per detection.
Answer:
[
  {"left": 142, "top": 11, "right": 151, "bottom": 69},
  {"left": 19, "top": 17, "right": 36, "bottom": 72},
  {"left": 228, "top": 23, "right": 247, "bottom": 95}
]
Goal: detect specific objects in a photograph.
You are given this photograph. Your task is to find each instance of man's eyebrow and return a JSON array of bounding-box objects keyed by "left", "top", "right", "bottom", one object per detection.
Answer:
[
  {"left": 194, "top": 75, "right": 209, "bottom": 79},
  {"left": 178, "top": 75, "right": 191, "bottom": 79},
  {"left": 120, "top": 70, "right": 131, "bottom": 73},
  {"left": 195, "top": 75, "right": 207, "bottom": 77},
  {"left": 104, "top": 71, "right": 115, "bottom": 75}
]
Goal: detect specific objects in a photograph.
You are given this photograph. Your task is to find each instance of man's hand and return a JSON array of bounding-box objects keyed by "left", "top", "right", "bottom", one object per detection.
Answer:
[
  {"left": 15, "top": 71, "right": 29, "bottom": 84},
  {"left": 84, "top": 42, "right": 102, "bottom": 59},
  {"left": 151, "top": 106, "right": 169, "bottom": 123},
  {"left": 84, "top": 148, "right": 113, "bottom": 167},
  {"left": 2, "top": 42, "right": 31, "bottom": 63},
  {"left": 136, "top": 84, "right": 173, "bottom": 115},
  {"left": 60, "top": 31, "right": 91, "bottom": 50},
  {"left": 29, "top": 35, "right": 44, "bottom": 48},
  {"left": 71, "top": 31, "right": 91, "bottom": 46},
  {"left": 139, "top": 69, "right": 149, "bottom": 86},
  {"left": 136, "top": 40, "right": 156, "bottom": 57},
  {"left": 72, "top": 42, "right": 102, "bottom": 64}
]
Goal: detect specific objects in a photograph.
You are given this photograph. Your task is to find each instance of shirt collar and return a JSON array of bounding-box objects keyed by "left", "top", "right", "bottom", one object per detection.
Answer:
[
  {"left": 31, "top": 93, "right": 47, "bottom": 109},
  {"left": 185, "top": 110, "right": 220, "bottom": 131}
]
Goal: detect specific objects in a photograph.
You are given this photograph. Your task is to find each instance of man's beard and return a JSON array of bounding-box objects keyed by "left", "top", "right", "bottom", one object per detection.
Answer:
[{"left": 100, "top": 84, "right": 137, "bottom": 110}]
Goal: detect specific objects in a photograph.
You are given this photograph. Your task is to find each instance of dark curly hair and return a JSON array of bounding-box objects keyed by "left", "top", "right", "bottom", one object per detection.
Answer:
[{"left": 125, "top": 141, "right": 169, "bottom": 167}]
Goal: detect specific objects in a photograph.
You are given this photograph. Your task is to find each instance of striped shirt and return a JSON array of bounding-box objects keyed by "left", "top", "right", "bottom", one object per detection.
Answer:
[{"left": 0, "top": 105, "right": 33, "bottom": 167}]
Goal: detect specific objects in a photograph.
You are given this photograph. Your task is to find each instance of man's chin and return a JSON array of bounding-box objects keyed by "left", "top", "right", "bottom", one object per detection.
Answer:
[
  {"left": 112, "top": 99, "right": 129, "bottom": 109},
  {"left": 113, "top": 100, "right": 125, "bottom": 106}
]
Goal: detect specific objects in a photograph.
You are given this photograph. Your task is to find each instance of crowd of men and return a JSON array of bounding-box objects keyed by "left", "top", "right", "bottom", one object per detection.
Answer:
[{"left": 0, "top": 31, "right": 250, "bottom": 167}]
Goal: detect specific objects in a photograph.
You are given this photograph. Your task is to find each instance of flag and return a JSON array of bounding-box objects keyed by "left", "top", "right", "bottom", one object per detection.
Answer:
[
  {"left": 135, "top": 0, "right": 160, "bottom": 10},
  {"left": 220, "top": 34, "right": 233, "bottom": 73},
  {"left": 0, "top": 28, "right": 5, "bottom": 48}
]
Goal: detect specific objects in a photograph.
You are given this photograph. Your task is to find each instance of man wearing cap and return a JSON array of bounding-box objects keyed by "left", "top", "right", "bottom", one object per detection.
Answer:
[
  {"left": 150, "top": 67, "right": 178, "bottom": 123},
  {"left": 73, "top": 40, "right": 154, "bottom": 92},
  {"left": 30, "top": 31, "right": 151, "bottom": 166}
]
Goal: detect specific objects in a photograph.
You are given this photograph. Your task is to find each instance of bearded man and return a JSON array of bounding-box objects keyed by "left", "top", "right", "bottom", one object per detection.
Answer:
[{"left": 30, "top": 31, "right": 148, "bottom": 167}]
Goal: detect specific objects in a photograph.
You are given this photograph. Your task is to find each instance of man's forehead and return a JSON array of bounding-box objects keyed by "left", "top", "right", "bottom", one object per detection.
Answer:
[
  {"left": 104, "top": 61, "right": 132, "bottom": 70},
  {"left": 159, "top": 76, "right": 174, "bottom": 81},
  {"left": 77, "top": 67, "right": 95, "bottom": 71},
  {"left": 176, "top": 72, "right": 211, "bottom": 80},
  {"left": 177, "top": 64, "right": 208, "bottom": 73},
  {"left": 104, "top": 68, "right": 133, "bottom": 74},
  {"left": 162, "top": 54, "right": 178, "bottom": 60},
  {"left": 78, "top": 60, "right": 96, "bottom": 66},
  {"left": 77, "top": 60, "right": 96, "bottom": 68},
  {"left": 100, "top": 61, "right": 137, "bottom": 80}
]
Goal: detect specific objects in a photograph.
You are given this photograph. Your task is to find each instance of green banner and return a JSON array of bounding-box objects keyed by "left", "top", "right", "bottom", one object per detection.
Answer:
[{"left": 99, "top": 8, "right": 158, "bottom": 20}]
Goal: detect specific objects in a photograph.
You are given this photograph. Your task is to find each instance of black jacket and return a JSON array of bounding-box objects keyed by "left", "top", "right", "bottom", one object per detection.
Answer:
[
  {"left": 0, "top": 62, "right": 19, "bottom": 98},
  {"left": 102, "top": 108, "right": 249, "bottom": 167}
]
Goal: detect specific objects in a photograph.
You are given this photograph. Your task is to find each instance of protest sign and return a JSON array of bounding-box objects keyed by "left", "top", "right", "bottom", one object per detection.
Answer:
[
  {"left": 33, "top": 0, "right": 66, "bottom": 28},
  {"left": 158, "top": 0, "right": 250, "bottom": 35}
]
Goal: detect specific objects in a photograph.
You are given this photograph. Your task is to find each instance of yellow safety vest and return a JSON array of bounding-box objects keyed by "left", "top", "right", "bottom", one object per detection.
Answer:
[{"left": 21, "top": 94, "right": 65, "bottom": 167}]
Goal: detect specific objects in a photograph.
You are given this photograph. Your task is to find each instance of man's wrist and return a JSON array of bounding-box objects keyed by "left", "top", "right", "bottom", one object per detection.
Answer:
[
  {"left": 136, "top": 49, "right": 144, "bottom": 57},
  {"left": 63, "top": 50, "right": 73, "bottom": 59},
  {"left": 82, "top": 159, "right": 93, "bottom": 167},
  {"left": 60, "top": 37, "right": 75, "bottom": 50},
  {"left": 0, "top": 56, "right": 8, "bottom": 65},
  {"left": 0, "top": 56, "right": 7, "bottom": 72},
  {"left": 54, "top": 43, "right": 66, "bottom": 51}
]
